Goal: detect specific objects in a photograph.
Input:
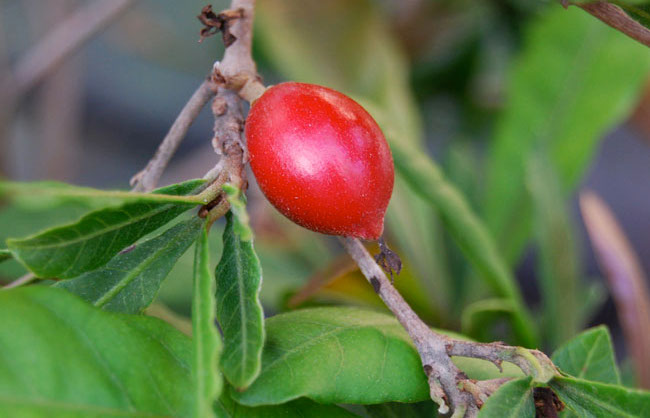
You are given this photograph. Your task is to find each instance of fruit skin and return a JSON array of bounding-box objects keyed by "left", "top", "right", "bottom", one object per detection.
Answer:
[{"left": 245, "top": 82, "right": 394, "bottom": 240}]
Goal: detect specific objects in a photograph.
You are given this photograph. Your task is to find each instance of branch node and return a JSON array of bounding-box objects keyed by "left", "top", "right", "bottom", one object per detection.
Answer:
[{"left": 198, "top": 5, "right": 244, "bottom": 45}]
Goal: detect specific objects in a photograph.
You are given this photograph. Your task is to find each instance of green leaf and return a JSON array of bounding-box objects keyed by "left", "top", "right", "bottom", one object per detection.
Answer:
[
  {"left": 0, "top": 249, "right": 11, "bottom": 263},
  {"left": 485, "top": 6, "right": 650, "bottom": 263},
  {"left": 232, "top": 307, "right": 522, "bottom": 406},
  {"left": 0, "top": 286, "right": 192, "bottom": 416},
  {"left": 222, "top": 184, "right": 252, "bottom": 241},
  {"left": 390, "top": 140, "right": 536, "bottom": 347},
  {"left": 6, "top": 179, "right": 203, "bottom": 279},
  {"left": 215, "top": 393, "right": 358, "bottom": 417},
  {"left": 365, "top": 401, "right": 438, "bottom": 418},
  {"left": 192, "top": 227, "right": 222, "bottom": 418},
  {"left": 527, "top": 152, "right": 581, "bottom": 347},
  {"left": 550, "top": 376, "right": 650, "bottom": 417},
  {"left": 461, "top": 298, "right": 516, "bottom": 342},
  {"left": 551, "top": 326, "right": 620, "bottom": 384},
  {"left": 215, "top": 211, "right": 264, "bottom": 390},
  {"left": 0, "top": 180, "right": 206, "bottom": 206},
  {"left": 55, "top": 217, "right": 204, "bottom": 314},
  {"left": 477, "top": 377, "right": 535, "bottom": 418}
]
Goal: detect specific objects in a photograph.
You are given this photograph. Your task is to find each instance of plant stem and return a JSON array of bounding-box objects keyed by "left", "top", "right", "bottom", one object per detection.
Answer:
[
  {"left": 574, "top": 1, "right": 650, "bottom": 48},
  {"left": 132, "top": 78, "right": 217, "bottom": 192},
  {"left": 3, "top": 273, "right": 36, "bottom": 290}
]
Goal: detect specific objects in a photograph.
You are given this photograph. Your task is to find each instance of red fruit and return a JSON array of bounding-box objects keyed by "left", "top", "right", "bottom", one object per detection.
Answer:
[{"left": 245, "top": 82, "right": 394, "bottom": 240}]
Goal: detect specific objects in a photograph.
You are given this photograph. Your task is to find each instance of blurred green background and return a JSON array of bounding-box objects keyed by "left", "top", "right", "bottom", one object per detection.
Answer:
[{"left": 1, "top": 0, "right": 650, "bottom": 388}]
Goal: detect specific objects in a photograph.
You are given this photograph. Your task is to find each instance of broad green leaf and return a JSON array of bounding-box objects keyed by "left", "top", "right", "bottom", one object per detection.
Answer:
[
  {"left": 0, "top": 249, "right": 10, "bottom": 263},
  {"left": 7, "top": 179, "right": 203, "bottom": 279},
  {"left": 0, "top": 286, "right": 193, "bottom": 416},
  {"left": 485, "top": 6, "right": 650, "bottom": 263},
  {"left": 390, "top": 140, "right": 536, "bottom": 347},
  {"left": 192, "top": 227, "right": 222, "bottom": 418},
  {"left": 0, "top": 180, "right": 205, "bottom": 206},
  {"left": 365, "top": 401, "right": 438, "bottom": 418},
  {"left": 232, "top": 307, "right": 522, "bottom": 406},
  {"left": 215, "top": 393, "right": 358, "bottom": 417},
  {"left": 551, "top": 326, "right": 620, "bottom": 384},
  {"left": 528, "top": 153, "right": 581, "bottom": 347},
  {"left": 477, "top": 377, "right": 535, "bottom": 418},
  {"left": 55, "top": 217, "right": 204, "bottom": 313},
  {"left": 550, "top": 376, "right": 650, "bottom": 417},
  {"left": 215, "top": 211, "right": 264, "bottom": 390}
]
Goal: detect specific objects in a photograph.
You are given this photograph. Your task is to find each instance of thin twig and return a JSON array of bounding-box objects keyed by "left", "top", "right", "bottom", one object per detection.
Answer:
[
  {"left": 340, "top": 237, "right": 558, "bottom": 416},
  {"left": 131, "top": 78, "right": 217, "bottom": 192},
  {"left": 574, "top": 1, "right": 650, "bottom": 48},
  {"left": 340, "top": 236, "right": 475, "bottom": 415},
  {"left": 0, "top": 0, "right": 135, "bottom": 102},
  {"left": 3, "top": 273, "right": 37, "bottom": 290},
  {"left": 213, "top": 0, "right": 266, "bottom": 102}
]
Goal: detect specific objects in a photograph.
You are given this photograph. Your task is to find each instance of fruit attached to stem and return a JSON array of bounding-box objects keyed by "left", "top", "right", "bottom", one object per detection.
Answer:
[{"left": 245, "top": 82, "right": 394, "bottom": 240}]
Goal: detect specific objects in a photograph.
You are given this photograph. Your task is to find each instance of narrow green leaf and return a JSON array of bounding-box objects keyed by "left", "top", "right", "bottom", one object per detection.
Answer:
[
  {"left": 0, "top": 249, "right": 11, "bottom": 263},
  {"left": 527, "top": 152, "right": 581, "bottom": 347},
  {"left": 192, "top": 227, "right": 222, "bottom": 418},
  {"left": 550, "top": 376, "right": 650, "bottom": 417},
  {"left": 215, "top": 393, "right": 358, "bottom": 417},
  {"left": 390, "top": 140, "right": 536, "bottom": 347},
  {"left": 55, "top": 217, "right": 204, "bottom": 313},
  {"left": 222, "top": 184, "right": 252, "bottom": 241},
  {"left": 0, "top": 286, "right": 193, "bottom": 416},
  {"left": 7, "top": 179, "right": 203, "bottom": 279},
  {"left": 232, "top": 307, "right": 522, "bottom": 406},
  {"left": 0, "top": 180, "right": 206, "bottom": 206},
  {"left": 551, "top": 326, "right": 620, "bottom": 384},
  {"left": 485, "top": 6, "right": 650, "bottom": 263},
  {"left": 365, "top": 401, "right": 438, "bottom": 418},
  {"left": 477, "top": 377, "right": 535, "bottom": 418},
  {"left": 215, "top": 211, "right": 264, "bottom": 390}
]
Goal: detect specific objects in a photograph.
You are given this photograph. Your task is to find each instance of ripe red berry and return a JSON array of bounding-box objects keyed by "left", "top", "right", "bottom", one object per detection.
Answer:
[{"left": 245, "top": 82, "right": 394, "bottom": 240}]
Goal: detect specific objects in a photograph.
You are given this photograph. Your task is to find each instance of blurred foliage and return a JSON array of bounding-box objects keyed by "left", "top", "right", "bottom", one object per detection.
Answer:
[{"left": 2, "top": 0, "right": 650, "bottom": 404}]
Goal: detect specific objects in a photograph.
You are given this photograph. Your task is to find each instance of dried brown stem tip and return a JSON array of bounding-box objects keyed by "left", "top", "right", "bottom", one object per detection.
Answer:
[{"left": 198, "top": 5, "right": 244, "bottom": 46}]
